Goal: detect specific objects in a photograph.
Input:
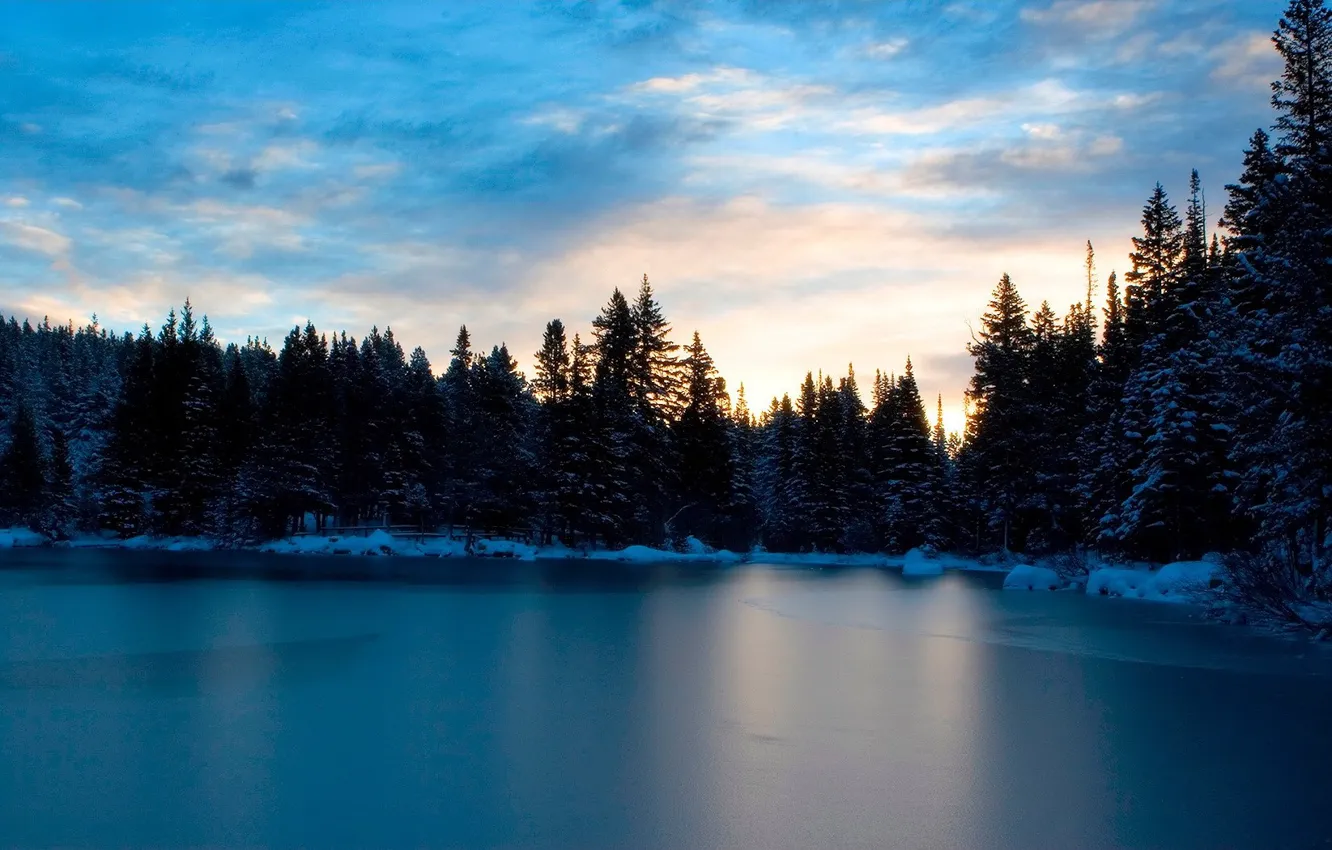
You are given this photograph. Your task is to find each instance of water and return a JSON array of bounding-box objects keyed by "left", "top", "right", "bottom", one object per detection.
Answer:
[{"left": 2, "top": 550, "right": 1331, "bottom": 849}]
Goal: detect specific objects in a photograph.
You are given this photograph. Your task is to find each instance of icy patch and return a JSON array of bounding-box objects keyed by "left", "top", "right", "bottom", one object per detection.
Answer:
[
  {"left": 1086, "top": 561, "right": 1219, "bottom": 603},
  {"left": 1003, "top": 564, "right": 1063, "bottom": 591},
  {"left": 901, "top": 547, "right": 943, "bottom": 576},
  {"left": 0, "top": 527, "right": 46, "bottom": 548}
]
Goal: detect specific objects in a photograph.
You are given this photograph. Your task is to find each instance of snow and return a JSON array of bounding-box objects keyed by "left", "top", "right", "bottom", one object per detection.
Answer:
[
  {"left": 901, "top": 547, "right": 943, "bottom": 576},
  {"left": 583, "top": 544, "right": 742, "bottom": 564},
  {"left": 121, "top": 535, "right": 217, "bottom": 552},
  {"left": 0, "top": 527, "right": 1229, "bottom": 611},
  {"left": 1085, "top": 560, "right": 1219, "bottom": 603},
  {"left": 0, "top": 527, "right": 46, "bottom": 549},
  {"left": 1003, "top": 564, "right": 1064, "bottom": 591}
]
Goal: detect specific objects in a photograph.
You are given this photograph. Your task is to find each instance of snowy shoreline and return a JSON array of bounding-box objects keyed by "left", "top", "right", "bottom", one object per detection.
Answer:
[{"left": 1, "top": 526, "right": 1222, "bottom": 607}]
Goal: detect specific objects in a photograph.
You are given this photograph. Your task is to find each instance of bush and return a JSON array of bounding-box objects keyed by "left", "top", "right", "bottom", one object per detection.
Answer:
[{"left": 1214, "top": 547, "right": 1332, "bottom": 633}]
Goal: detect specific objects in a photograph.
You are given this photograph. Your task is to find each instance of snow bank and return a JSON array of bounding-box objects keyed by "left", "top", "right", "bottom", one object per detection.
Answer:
[
  {"left": 583, "top": 544, "right": 742, "bottom": 564},
  {"left": 471, "top": 538, "right": 537, "bottom": 560},
  {"left": 0, "top": 527, "right": 46, "bottom": 548},
  {"left": 120, "top": 535, "right": 217, "bottom": 552},
  {"left": 1086, "top": 561, "right": 1219, "bottom": 603},
  {"left": 1003, "top": 564, "right": 1063, "bottom": 591},
  {"left": 901, "top": 547, "right": 943, "bottom": 576},
  {"left": 262, "top": 530, "right": 415, "bottom": 557}
]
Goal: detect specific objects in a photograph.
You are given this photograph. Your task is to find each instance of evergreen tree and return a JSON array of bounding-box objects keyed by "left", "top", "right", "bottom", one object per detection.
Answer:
[
  {"left": 876, "top": 359, "right": 935, "bottom": 552},
  {"left": 838, "top": 366, "right": 875, "bottom": 551},
  {"left": 472, "top": 344, "right": 536, "bottom": 534},
  {"left": 671, "top": 332, "right": 734, "bottom": 547},
  {"left": 758, "top": 393, "right": 801, "bottom": 551},
  {"left": 98, "top": 327, "right": 156, "bottom": 536},
  {"left": 1225, "top": 0, "right": 1332, "bottom": 580},
  {"left": 0, "top": 402, "right": 45, "bottom": 528},
  {"left": 441, "top": 325, "right": 480, "bottom": 532},
  {"left": 43, "top": 426, "right": 76, "bottom": 537},
  {"left": 960, "top": 273, "right": 1033, "bottom": 551}
]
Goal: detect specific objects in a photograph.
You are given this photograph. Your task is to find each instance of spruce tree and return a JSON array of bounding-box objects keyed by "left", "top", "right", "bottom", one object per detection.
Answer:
[
  {"left": 876, "top": 359, "right": 935, "bottom": 552},
  {"left": 960, "top": 273, "right": 1033, "bottom": 551},
  {"left": 671, "top": 331, "right": 734, "bottom": 547},
  {"left": 0, "top": 402, "right": 45, "bottom": 528}
]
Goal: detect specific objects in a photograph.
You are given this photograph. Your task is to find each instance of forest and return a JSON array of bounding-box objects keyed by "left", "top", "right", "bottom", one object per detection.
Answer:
[{"left": 1, "top": 1, "right": 1329, "bottom": 605}]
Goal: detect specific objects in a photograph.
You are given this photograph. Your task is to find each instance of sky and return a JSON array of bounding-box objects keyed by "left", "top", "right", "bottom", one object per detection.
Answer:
[{"left": 0, "top": 0, "right": 1284, "bottom": 433}]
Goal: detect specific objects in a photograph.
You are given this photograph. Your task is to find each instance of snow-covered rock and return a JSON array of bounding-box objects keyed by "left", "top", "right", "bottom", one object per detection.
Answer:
[
  {"left": 471, "top": 538, "right": 537, "bottom": 560},
  {"left": 901, "top": 547, "right": 943, "bottom": 576},
  {"left": 0, "top": 527, "right": 46, "bottom": 548},
  {"left": 1086, "top": 561, "right": 1219, "bottom": 603},
  {"left": 1003, "top": 564, "right": 1063, "bottom": 591},
  {"left": 1144, "top": 560, "right": 1220, "bottom": 599}
]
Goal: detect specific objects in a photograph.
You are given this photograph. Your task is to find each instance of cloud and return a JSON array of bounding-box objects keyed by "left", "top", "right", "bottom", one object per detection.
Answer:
[
  {"left": 184, "top": 199, "right": 308, "bottom": 258},
  {"left": 0, "top": 0, "right": 1284, "bottom": 420},
  {"left": 899, "top": 129, "right": 1127, "bottom": 199},
  {"left": 1211, "top": 31, "right": 1280, "bottom": 88},
  {"left": 252, "top": 140, "right": 319, "bottom": 171},
  {"left": 863, "top": 38, "right": 909, "bottom": 59},
  {"left": 622, "top": 66, "right": 833, "bottom": 130},
  {"left": 627, "top": 67, "right": 757, "bottom": 94},
  {"left": 4, "top": 196, "right": 29, "bottom": 208},
  {"left": 522, "top": 107, "right": 589, "bottom": 134},
  {"left": 1020, "top": 0, "right": 1155, "bottom": 37},
  {"left": 837, "top": 79, "right": 1097, "bottom": 136},
  {"left": 0, "top": 222, "right": 71, "bottom": 256}
]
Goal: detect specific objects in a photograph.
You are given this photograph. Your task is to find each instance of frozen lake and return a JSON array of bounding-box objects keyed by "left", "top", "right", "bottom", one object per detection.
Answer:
[{"left": 2, "top": 549, "right": 1331, "bottom": 849}]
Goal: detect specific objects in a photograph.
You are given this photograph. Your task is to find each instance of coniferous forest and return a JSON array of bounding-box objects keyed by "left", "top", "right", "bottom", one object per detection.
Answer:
[{"left": 1, "top": 2, "right": 1330, "bottom": 612}]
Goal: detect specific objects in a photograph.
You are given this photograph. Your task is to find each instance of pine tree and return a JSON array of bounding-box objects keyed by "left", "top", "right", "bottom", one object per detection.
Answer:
[
  {"left": 1117, "top": 177, "right": 1233, "bottom": 560},
  {"left": 838, "top": 366, "right": 875, "bottom": 551},
  {"left": 442, "top": 325, "right": 480, "bottom": 532},
  {"left": 726, "top": 384, "right": 761, "bottom": 551},
  {"left": 472, "top": 343, "right": 536, "bottom": 535},
  {"left": 0, "top": 402, "right": 45, "bottom": 528},
  {"left": 627, "top": 277, "right": 681, "bottom": 542},
  {"left": 960, "top": 273, "right": 1033, "bottom": 551},
  {"left": 1125, "top": 184, "right": 1186, "bottom": 339},
  {"left": 671, "top": 331, "right": 734, "bottom": 547},
  {"left": 43, "top": 426, "right": 76, "bottom": 537},
  {"left": 251, "top": 323, "right": 334, "bottom": 536},
  {"left": 1221, "top": 130, "right": 1283, "bottom": 248},
  {"left": 98, "top": 327, "right": 156, "bottom": 536},
  {"left": 758, "top": 393, "right": 800, "bottom": 551},
  {"left": 1225, "top": 0, "right": 1332, "bottom": 581},
  {"left": 876, "top": 359, "right": 935, "bottom": 552},
  {"left": 1271, "top": 0, "right": 1332, "bottom": 171},
  {"left": 590, "top": 291, "right": 638, "bottom": 544}
]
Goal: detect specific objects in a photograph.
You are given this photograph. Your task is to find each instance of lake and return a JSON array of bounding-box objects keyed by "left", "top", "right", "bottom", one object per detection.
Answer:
[{"left": 2, "top": 549, "right": 1331, "bottom": 849}]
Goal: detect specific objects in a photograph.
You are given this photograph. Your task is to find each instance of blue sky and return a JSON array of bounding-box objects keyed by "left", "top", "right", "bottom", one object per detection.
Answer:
[{"left": 0, "top": 0, "right": 1283, "bottom": 430}]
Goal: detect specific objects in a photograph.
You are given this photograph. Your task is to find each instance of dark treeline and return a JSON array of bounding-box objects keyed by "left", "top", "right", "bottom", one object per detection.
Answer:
[
  {"left": 0, "top": 276, "right": 949, "bottom": 553},
  {"left": 1, "top": 1, "right": 1330, "bottom": 584}
]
